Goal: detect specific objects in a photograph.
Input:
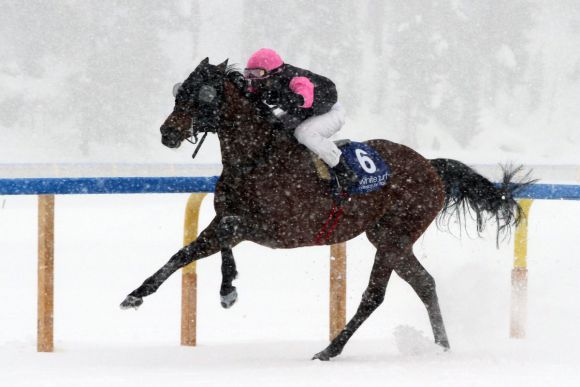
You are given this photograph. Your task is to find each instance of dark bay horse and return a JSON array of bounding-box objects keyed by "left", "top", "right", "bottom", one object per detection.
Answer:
[{"left": 121, "top": 58, "right": 533, "bottom": 360}]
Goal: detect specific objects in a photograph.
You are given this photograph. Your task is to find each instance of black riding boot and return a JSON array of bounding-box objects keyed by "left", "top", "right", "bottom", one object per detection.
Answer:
[{"left": 332, "top": 156, "right": 358, "bottom": 190}]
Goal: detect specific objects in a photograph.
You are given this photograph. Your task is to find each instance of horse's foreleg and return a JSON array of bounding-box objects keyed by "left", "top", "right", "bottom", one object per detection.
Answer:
[
  {"left": 216, "top": 216, "right": 243, "bottom": 308},
  {"left": 120, "top": 240, "right": 219, "bottom": 309},
  {"left": 120, "top": 217, "right": 227, "bottom": 309},
  {"left": 220, "top": 248, "right": 238, "bottom": 308}
]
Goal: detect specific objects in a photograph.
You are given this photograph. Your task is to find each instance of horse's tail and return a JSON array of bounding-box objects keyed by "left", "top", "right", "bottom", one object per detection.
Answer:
[{"left": 429, "top": 158, "right": 536, "bottom": 243}]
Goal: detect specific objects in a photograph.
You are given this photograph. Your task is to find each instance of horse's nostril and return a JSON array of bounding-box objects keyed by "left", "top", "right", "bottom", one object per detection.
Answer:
[
  {"left": 161, "top": 130, "right": 182, "bottom": 148},
  {"left": 162, "top": 136, "right": 180, "bottom": 148}
]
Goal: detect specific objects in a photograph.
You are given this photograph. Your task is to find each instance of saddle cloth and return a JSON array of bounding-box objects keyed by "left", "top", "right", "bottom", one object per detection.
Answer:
[{"left": 313, "top": 140, "right": 390, "bottom": 195}]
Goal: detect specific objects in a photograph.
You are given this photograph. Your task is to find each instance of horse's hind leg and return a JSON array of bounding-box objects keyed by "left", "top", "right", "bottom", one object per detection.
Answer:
[
  {"left": 220, "top": 248, "right": 238, "bottom": 308},
  {"left": 392, "top": 251, "right": 450, "bottom": 349},
  {"left": 313, "top": 250, "right": 393, "bottom": 360},
  {"left": 367, "top": 208, "right": 450, "bottom": 351}
]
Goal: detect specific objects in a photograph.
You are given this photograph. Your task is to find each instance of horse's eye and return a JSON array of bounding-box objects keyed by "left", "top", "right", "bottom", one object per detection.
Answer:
[
  {"left": 199, "top": 85, "right": 217, "bottom": 103},
  {"left": 172, "top": 82, "right": 183, "bottom": 98}
]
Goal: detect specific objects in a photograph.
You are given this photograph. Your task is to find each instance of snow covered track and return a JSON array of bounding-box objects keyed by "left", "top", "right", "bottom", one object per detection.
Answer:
[{"left": 0, "top": 163, "right": 578, "bottom": 354}]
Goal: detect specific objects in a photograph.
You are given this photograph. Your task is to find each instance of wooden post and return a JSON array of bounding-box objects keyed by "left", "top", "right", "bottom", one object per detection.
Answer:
[
  {"left": 329, "top": 242, "right": 346, "bottom": 340},
  {"left": 181, "top": 193, "right": 206, "bottom": 346},
  {"left": 38, "top": 195, "right": 55, "bottom": 352},
  {"left": 510, "top": 199, "right": 533, "bottom": 339}
]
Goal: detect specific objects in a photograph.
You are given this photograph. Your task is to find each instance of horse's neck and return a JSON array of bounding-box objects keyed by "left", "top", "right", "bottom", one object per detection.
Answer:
[
  {"left": 219, "top": 80, "right": 296, "bottom": 171},
  {"left": 216, "top": 122, "right": 268, "bottom": 169}
]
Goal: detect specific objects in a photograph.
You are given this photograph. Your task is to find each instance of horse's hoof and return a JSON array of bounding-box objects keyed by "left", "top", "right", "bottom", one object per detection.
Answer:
[
  {"left": 220, "top": 289, "right": 238, "bottom": 309},
  {"left": 436, "top": 339, "right": 451, "bottom": 351},
  {"left": 312, "top": 345, "right": 340, "bottom": 361},
  {"left": 312, "top": 351, "right": 331, "bottom": 361},
  {"left": 120, "top": 295, "right": 143, "bottom": 310}
]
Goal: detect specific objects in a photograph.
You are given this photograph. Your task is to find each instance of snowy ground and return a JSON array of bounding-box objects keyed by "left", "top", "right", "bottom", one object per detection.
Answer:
[{"left": 1, "top": 194, "right": 579, "bottom": 386}]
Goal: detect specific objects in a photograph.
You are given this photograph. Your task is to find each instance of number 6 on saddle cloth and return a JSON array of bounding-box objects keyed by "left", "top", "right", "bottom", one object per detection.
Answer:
[{"left": 316, "top": 141, "right": 391, "bottom": 196}]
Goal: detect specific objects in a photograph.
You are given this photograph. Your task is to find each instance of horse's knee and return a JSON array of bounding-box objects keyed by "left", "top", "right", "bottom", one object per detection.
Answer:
[
  {"left": 218, "top": 215, "right": 242, "bottom": 232},
  {"left": 217, "top": 216, "right": 243, "bottom": 245}
]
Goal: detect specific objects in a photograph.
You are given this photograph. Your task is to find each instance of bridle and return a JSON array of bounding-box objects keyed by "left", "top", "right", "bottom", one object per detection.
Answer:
[
  {"left": 173, "top": 82, "right": 223, "bottom": 159},
  {"left": 186, "top": 124, "right": 209, "bottom": 159},
  {"left": 170, "top": 69, "right": 282, "bottom": 168}
]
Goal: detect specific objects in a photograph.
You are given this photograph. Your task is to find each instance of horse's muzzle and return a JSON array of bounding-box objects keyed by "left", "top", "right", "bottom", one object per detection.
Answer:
[{"left": 160, "top": 126, "right": 182, "bottom": 148}]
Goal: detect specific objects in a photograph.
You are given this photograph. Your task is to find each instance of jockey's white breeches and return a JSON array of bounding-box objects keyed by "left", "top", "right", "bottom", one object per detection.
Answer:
[{"left": 293, "top": 102, "right": 346, "bottom": 167}]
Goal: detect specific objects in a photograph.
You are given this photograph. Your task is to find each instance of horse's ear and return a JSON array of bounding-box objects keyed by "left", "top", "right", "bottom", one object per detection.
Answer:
[{"left": 217, "top": 59, "right": 229, "bottom": 73}]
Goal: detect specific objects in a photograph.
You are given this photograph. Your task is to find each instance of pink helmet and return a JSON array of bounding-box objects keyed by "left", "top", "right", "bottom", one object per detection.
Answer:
[{"left": 246, "top": 48, "right": 284, "bottom": 71}]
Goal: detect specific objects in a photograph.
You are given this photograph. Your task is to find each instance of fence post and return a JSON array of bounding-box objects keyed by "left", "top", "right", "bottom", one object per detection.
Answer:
[
  {"left": 510, "top": 199, "right": 533, "bottom": 339},
  {"left": 38, "top": 195, "right": 55, "bottom": 352},
  {"left": 181, "top": 193, "right": 207, "bottom": 346},
  {"left": 330, "top": 242, "right": 346, "bottom": 340}
]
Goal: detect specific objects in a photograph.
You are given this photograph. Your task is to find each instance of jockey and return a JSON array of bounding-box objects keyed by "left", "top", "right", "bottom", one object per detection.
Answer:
[{"left": 244, "top": 48, "right": 357, "bottom": 189}]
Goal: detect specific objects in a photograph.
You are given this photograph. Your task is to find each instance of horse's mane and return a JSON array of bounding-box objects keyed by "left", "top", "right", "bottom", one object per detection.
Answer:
[{"left": 224, "top": 65, "right": 284, "bottom": 129}]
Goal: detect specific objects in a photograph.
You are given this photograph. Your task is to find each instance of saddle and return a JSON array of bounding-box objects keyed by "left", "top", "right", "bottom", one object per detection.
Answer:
[{"left": 312, "top": 140, "right": 390, "bottom": 196}]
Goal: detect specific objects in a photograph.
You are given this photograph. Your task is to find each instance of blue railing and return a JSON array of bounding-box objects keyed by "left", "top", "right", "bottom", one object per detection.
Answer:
[
  {"left": 0, "top": 177, "right": 579, "bottom": 200},
  {"left": 515, "top": 183, "right": 580, "bottom": 200},
  {"left": 0, "top": 176, "right": 219, "bottom": 195}
]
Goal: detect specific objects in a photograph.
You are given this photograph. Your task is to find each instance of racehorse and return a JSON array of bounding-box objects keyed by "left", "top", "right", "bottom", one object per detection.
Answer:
[{"left": 121, "top": 58, "right": 534, "bottom": 360}]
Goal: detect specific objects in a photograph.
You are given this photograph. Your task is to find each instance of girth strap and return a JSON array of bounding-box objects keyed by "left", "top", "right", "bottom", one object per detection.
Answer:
[{"left": 314, "top": 193, "right": 348, "bottom": 245}]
